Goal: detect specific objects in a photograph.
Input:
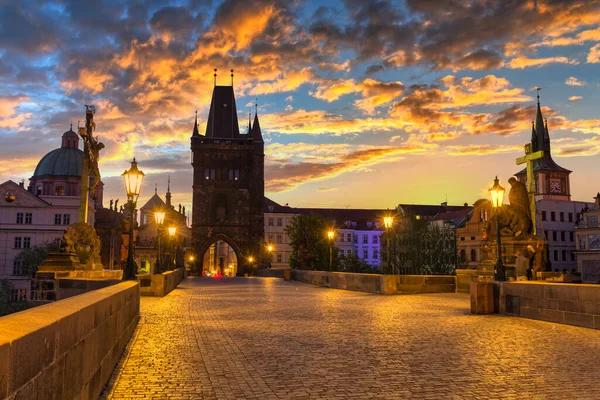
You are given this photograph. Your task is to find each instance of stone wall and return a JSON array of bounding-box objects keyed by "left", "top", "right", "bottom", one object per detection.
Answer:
[
  {"left": 383, "top": 275, "right": 456, "bottom": 294},
  {"left": 254, "top": 268, "right": 288, "bottom": 279},
  {"left": 139, "top": 268, "right": 185, "bottom": 297},
  {"left": 0, "top": 281, "right": 140, "bottom": 399},
  {"left": 292, "top": 270, "right": 456, "bottom": 295},
  {"left": 500, "top": 281, "right": 600, "bottom": 329}
]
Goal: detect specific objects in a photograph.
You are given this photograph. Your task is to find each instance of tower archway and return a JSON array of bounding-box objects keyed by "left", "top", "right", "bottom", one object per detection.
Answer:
[{"left": 198, "top": 234, "right": 242, "bottom": 277}]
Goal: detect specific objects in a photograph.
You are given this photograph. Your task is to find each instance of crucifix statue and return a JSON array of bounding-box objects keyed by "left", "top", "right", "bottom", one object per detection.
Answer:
[
  {"left": 77, "top": 105, "right": 104, "bottom": 225},
  {"left": 516, "top": 143, "right": 544, "bottom": 236}
]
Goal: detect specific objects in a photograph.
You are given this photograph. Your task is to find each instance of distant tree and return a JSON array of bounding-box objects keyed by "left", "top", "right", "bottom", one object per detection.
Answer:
[
  {"left": 14, "top": 241, "right": 60, "bottom": 276},
  {"left": 390, "top": 215, "right": 458, "bottom": 275},
  {"left": 338, "top": 254, "right": 380, "bottom": 274},
  {"left": 285, "top": 214, "right": 339, "bottom": 270}
]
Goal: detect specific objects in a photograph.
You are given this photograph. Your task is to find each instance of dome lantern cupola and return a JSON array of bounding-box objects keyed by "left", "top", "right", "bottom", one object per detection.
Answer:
[{"left": 61, "top": 122, "right": 79, "bottom": 149}]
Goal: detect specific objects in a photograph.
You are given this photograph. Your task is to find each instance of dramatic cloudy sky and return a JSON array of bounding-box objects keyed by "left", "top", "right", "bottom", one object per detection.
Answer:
[{"left": 1, "top": 0, "right": 600, "bottom": 213}]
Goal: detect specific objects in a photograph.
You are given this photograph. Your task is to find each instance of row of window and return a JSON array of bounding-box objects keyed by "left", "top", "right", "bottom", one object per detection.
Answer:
[
  {"left": 14, "top": 213, "right": 70, "bottom": 225},
  {"left": 460, "top": 249, "right": 478, "bottom": 262},
  {"left": 55, "top": 214, "right": 71, "bottom": 225},
  {"left": 541, "top": 211, "right": 576, "bottom": 223},
  {"left": 340, "top": 234, "right": 380, "bottom": 244},
  {"left": 267, "top": 217, "right": 285, "bottom": 227},
  {"left": 544, "top": 230, "right": 574, "bottom": 242},
  {"left": 460, "top": 236, "right": 477, "bottom": 241},
  {"left": 15, "top": 213, "right": 33, "bottom": 224},
  {"left": 11, "top": 289, "right": 27, "bottom": 302},
  {"left": 553, "top": 250, "right": 576, "bottom": 262},
  {"left": 204, "top": 168, "right": 239, "bottom": 181},
  {"left": 14, "top": 237, "right": 31, "bottom": 249}
]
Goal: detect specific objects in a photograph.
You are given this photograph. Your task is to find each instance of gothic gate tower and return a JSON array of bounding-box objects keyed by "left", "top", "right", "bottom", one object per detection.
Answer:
[{"left": 190, "top": 77, "right": 265, "bottom": 275}]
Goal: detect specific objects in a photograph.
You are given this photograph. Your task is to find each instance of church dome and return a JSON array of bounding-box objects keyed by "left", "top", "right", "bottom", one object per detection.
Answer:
[
  {"left": 32, "top": 126, "right": 82, "bottom": 178},
  {"left": 33, "top": 147, "right": 82, "bottom": 178}
]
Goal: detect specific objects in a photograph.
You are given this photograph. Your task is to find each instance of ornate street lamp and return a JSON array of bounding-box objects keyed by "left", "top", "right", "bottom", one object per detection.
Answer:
[
  {"left": 489, "top": 176, "right": 506, "bottom": 281},
  {"left": 154, "top": 210, "right": 165, "bottom": 274},
  {"left": 122, "top": 158, "right": 145, "bottom": 280},
  {"left": 383, "top": 215, "right": 394, "bottom": 275},
  {"left": 327, "top": 230, "right": 335, "bottom": 271},
  {"left": 168, "top": 226, "right": 177, "bottom": 270}
]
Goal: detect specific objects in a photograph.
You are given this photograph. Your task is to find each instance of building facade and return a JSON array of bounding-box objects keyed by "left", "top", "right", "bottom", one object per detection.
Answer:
[
  {"left": 190, "top": 84, "right": 265, "bottom": 275},
  {"left": 135, "top": 183, "right": 191, "bottom": 274},
  {"left": 575, "top": 194, "right": 600, "bottom": 283},
  {"left": 263, "top": 199, "right": 470, "bottom": 270},
  {"left": 514, "top": 98, "right": 592, "bottom": 272},
  {"left": 0, "top": 126, "right": 102, "bottom": 299}
]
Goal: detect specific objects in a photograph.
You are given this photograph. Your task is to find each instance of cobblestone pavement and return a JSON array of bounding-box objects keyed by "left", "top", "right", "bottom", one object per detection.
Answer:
[{"left": 101, "top": 277, "right": 600, "bottom": 399}]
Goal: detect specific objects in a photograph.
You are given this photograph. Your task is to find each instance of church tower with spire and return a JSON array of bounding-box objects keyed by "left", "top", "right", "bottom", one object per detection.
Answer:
[
  {"left": 190, "top": 70, "right": 265, "bottom": 275},
  {"left": 515, "top": 95, "right": 571, "bottom": 201}
]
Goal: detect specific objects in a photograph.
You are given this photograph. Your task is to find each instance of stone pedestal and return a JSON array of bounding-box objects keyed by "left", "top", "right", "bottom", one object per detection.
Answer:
[
  {"left": 470, "top": 282, "right": 495, "bottom": 314},
  {"left": 283, "top": 270, "right": 292, "bottom": 281}
]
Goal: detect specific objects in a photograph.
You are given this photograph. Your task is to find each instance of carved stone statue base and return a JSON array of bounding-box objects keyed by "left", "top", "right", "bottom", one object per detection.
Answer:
[{"left": 38, "top": 251, "right": 81, "bottom": 272}]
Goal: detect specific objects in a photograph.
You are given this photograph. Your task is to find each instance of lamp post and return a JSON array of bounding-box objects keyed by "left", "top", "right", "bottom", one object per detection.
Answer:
[
  {"left": 188, "top": 255, "right": 195, "bottom": 272},
  {"left": 154, "top": 210, "right": 165, "bottom": 274},
  {"left": 122, "top": 158, "right": 145, "bottom": 280},
  {"left": 327, "top": 230, "right": 335, "bottom": 271},
  {"left": 383, "top": 216, "right": 394, "bottom": 275},
  {"left": 266, "top": 245, "right": 274, "bottom": 268},
  {"left": 489, "top": 176, "right": 506, "bottom": 281},
  {"left": 168, "top": 226, "right": 177, "bottom": 270}
]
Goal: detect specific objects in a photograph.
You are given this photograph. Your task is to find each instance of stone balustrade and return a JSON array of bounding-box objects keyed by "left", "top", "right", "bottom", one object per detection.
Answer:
[
  {"left": 138, "top": 268, "right": 185, "bottom": 297},
  {"left": 0, "top": 281, "right": 140, "bottom": 399},
  {"left": 500, "top": 281, "right": 600, "bottom": 329},
  {"left": 292, "top": 270, "right": 456, "bottom": 295}
]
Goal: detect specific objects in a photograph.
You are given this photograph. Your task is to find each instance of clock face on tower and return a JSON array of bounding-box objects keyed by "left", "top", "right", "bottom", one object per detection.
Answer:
[{"left": 550, "top": 179, "right": 562, "bottom": 193}]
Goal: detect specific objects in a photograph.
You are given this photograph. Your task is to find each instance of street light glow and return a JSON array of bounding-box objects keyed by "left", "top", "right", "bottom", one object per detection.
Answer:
[
  {"left": 154, "top": 211, "right": 165, "bottom": 225},
  {"left": 489, "top": 176, "right": 505, "bottom": 208},
  {"left": 383, "top": 216, "right": 394, "bottom": 229},
  {"left": 327, "top": 230, "right": 334, "bottom": 240},
  {"left": 121, "top": 158, "right": 145, "bottom": 198},
  {"left": 267, "top": 245, "right": 274, "bottom": 252},
  {"left": 168, "top": 227, "right": 177, "bottom": 237},
  {"left": 248, "top": 256, "right": 254, "bottom": 263}
]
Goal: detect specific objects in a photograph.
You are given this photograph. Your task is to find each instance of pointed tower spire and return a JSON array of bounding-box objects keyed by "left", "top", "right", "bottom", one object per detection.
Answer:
[
  {"left": 535, "top": 88, "right": 546, "bottom": 151},
  {"left": 155, "top": 183, "right": 157, "bottom": 195},
  {"left": 166, "top": 176, "right": 172, "bottom": 207},
  {"left": 213, "top": 68, "right": 217, "bottom": 86},
  {"left": 531, "top": 121, "right": 538, "bottom": 151},
  {"left": 251, "top": 100, "right": 263, "bottom": 143},
  {"left": 192, "top": 109, "right": 200, "bottom": 136},
  {"left": 544, "top": 118, "right": 550, "bottom": 150}
]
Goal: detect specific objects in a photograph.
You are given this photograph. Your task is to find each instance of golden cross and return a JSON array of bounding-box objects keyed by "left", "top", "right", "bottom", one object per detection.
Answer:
[{"left": 516, "top": 144, "right": 544, "bottom": 236}]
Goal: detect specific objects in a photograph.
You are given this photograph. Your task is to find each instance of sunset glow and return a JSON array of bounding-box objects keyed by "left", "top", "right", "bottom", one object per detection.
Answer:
[{"left": 1, "top": 0, "right": 599, "bottom": 211}]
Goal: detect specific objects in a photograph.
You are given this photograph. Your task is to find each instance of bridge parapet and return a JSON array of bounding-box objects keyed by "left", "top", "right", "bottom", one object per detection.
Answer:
[
  {"left": 0, "top": 281, "right": 139, "bottom": 399},
  {"left": 138, "top": 268, "right": 185, "bottom": 297},
  {"left": 292, "top": 270, "right": 456, "bottom": 295}
]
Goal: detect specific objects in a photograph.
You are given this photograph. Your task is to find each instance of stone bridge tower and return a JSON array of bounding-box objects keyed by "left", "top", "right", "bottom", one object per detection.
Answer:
[{"left": 190, "top": 82, "right": 264, "bottom": 275}]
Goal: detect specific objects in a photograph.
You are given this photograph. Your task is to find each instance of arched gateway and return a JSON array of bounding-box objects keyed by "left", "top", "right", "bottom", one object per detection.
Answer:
[{"left": 190, "top": 80, "right": 265, "bottom": 275}]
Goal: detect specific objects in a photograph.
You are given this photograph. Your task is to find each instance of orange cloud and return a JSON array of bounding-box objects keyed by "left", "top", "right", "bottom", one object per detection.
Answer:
[
  {"left": 0, "top": 96, "right": 30, "bottom": 129},
  {"left": 506, "top": 56, "right": 578, "bottom": 69},
  {"left": 569, "top": 96, "right": 583, "bottom": 102},
  {"left": 565, "top": 77, "right": 586, "bottom": 86},
  {"left": 446, "top": 144, "right": 522, "bottom": 156},
  {"left": 311, "top": 79, "right": 358, "bottom": 102},
  {"left": 62, "top": 68, "right": 113, "bottom": 94},
  {"left": 265, "top": 142, "right": 436, "bottom": 192},
  {"left": 587, "top": 43, "right": 600, "bottom": 63}
]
